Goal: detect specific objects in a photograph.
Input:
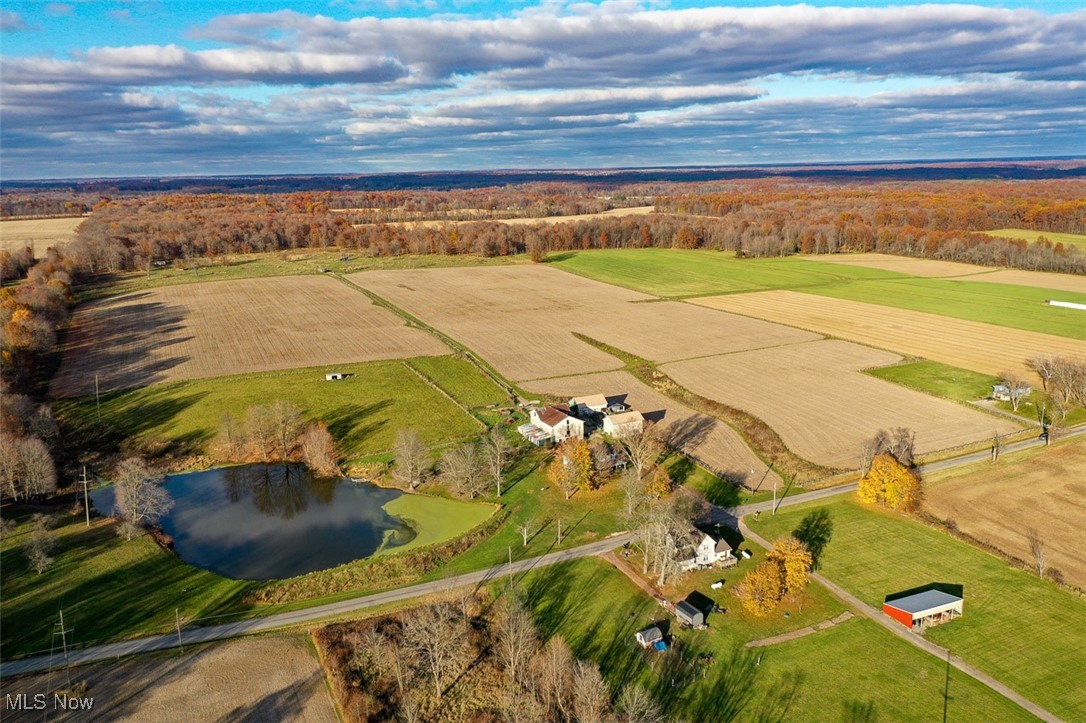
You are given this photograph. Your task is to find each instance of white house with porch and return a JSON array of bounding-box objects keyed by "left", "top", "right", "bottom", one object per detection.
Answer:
[
  {"left": 678, "top": 528, "right": 736, "bottom": 571},
  {"left": 524, "top": 405, "right": 585, "bottom": 444}
]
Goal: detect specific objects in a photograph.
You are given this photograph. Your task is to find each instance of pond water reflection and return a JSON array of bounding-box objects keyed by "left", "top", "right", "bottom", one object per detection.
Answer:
[{"left": 91, "top": 464, "right": 416, "bottom": 580}]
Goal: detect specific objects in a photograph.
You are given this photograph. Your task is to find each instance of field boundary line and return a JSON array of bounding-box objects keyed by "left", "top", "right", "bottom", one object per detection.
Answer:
[{"left": 401, "top": 361, "right": 486, "bottom": 430}]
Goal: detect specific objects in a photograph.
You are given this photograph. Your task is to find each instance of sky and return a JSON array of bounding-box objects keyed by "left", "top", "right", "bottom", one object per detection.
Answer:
[{"left": 1, "top": 1, "right": 1083, "bottom": 179}]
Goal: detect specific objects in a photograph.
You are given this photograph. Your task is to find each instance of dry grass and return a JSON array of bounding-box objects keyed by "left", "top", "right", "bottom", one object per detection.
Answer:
[
  {"left": 0, "top": 216, "right": 84, "bottom": 254},
  {"left": 810, "top": 252, "right": 993, "bottom": 277},
  {"left": 524, "top": 369, "right": 781, "bottom": 488},
  {"left": 351, "top": 266, "right": 816, "bottom": 381},
  {"left": 52, "top": 276, "right": 448, "bottom": 397},
  {"left": 925, "top": 438, "right": 1086, "bottom": 589},
  {"left": 0, "top": 635, "right": 337, "bottom": 722},
  {"left": 967, "top": 269, "right": 1086, "bottom": 295},
  {"left": 661, "top": 340, "right": 1019, "bottom": 468},
  {"left": 691, "top": 290, "right": 1086, "bottom": 380},
  {"left": 353, "top": 205, "right": 655, "bottom": 229}
]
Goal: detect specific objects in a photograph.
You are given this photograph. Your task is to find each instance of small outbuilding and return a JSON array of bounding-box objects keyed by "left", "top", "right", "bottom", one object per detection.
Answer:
[
  {"left": 603, "top": 410, "right": 645, "bottom": 438},
  {"left": 635, "top": 625, "right": 664, "bottom": 649},
  {"left": 569, "top": 394, "right": 609, "bottom": 415},
  {"left": 325, "top": 372, "right": 351, "bottom": 381},
  {"left": 675, "top": 600, "right": 704, "bottom": 628},
  {"left": 883, "top": 590, "right": 963, "bottom": 631}
]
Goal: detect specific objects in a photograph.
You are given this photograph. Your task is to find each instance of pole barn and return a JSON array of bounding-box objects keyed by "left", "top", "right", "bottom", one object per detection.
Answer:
[{"left": 882, "top": 590, "right": 963, "bottom": 631}]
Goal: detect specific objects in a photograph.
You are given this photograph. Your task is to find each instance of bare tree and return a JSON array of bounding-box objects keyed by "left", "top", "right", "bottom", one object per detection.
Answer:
[
  {"left": 393, "top": 429, "right": 430, "bottom": 489},
  {"left": 301, "top": 423, "right": 340, "bottom": 476},
  {"left": 22, "top": 513, "right": 56, "bottom": 574},
  {"left": 860, "top": 428, "right": 915, "bottom": 471},
  {"left": 440, "top": 442, "right": 487, "bottom": 499},
  {"left": 617, "top": 422, "right": 663, "bottom": 479},
  {"left": 518, "top": 518, "right": 534, "bottom": 547},
  {"left": 616, "top": 685, "right": 665, "bottom": 723},
  {"left": 572, "top": 660, "right": 610, "bottom": 723},
  {"left": 619, "top": 467, "right": 647, "bottom": 519},
  {"left": 1026, "top": 527, "right": 1046, "bottom": 577},
  {"left": 400, "top": 602, "right": 470, "bottom": 698},
  {"left": 112, "top": 457, "right": 174, "bottom": 541},
  {"left": 270, "top": 399, "right": 303, "bottom": 459},
  {"left": 998, "top": 373, "right": 1031, "bottom": 412},
  {"left": 1026, "top": 355, "right": 1056, "bottom": 391},
  {"left": 483, "top": 426, "right": 513, "bottom": 496},
  {"left": 216, "top": 411, "right": 242, "bottom": 459},
  {"left": 246, "top": 405, "right": 278, "bottom": 461},
  {"left": 530, "top": 636, "right": 574, "bottom": 722},
  {"left": 496, "top": 595, "right": 539, "bottom": 682}
]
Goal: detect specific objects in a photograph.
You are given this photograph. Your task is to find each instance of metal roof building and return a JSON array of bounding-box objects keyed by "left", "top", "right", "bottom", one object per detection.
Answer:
[{"left": 882, "top": 590, "right": 963, "bottom": 631}]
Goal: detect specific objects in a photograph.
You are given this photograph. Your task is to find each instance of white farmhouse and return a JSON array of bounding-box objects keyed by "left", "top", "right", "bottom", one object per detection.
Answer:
[
  {"left": 678, "top": 529, "right": 736, "bottom": 572},
  {"left": 528, "top": 405, "right": 585, "bottom": 443},
  {"left": 604, "top": 410, "right": 645, "bottom": 437}
]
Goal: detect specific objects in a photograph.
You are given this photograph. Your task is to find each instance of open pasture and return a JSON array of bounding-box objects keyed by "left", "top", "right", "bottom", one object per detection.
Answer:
[
  {"left": 351, "top": 265, "right": 817, "bottom": 382},
  {"left": 662, "top": 340, "right": 1019, "bottom": 468},
  {"left": 925, "top": 438, "right": 1086, "bottom": 589},
  {"left": 524, "top": 369, "right": 781, "bottom": 489},
  {"left": 52, "top": 275, "right": 448, "bottom": 397},
  {"left": 692, "top": 289, "right": 1086, "bottom": 379},
  {"left": 982, "top": 228, "right": 1086, "bottom": 250},
  {"left": 0, "top": 216, "right": 83, "bottom": 255},
  {"left": 811, "top": 252, "right": 994, "bottom": 277}
]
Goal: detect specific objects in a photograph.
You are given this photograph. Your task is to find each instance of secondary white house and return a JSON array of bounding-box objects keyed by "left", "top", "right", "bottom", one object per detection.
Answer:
[
  {"left": 524, "top": 405, "right": 586, "bottom": 444},
  {"left": 569, "top": 394, "right": 609, "bottom": 415},
  {"left": 603, "top": 410, "right": 645, "bottom": 437},
  {"left": 678, "top": 528, "right": 736, "bottom": 572}
]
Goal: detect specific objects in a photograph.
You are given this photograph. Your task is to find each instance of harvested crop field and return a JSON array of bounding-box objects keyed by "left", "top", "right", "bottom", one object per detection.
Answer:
[
  {"left": 525, "top": 370, "right": 781, "bottom": 488},
  {"left": 812, "top": 253, "right": 993, "bottom": 278},
  {"left": 967, "top": 269, "right": 1086, "bottom": 295},
  {"left": 354, "top": 205, "right": 655, "bottom": 229},
  {"left": 0, "top": 216, "right": 83, "bottom": 254},
  {"left": 661, "top": 340, "right": 1019, "bottom": 468},
  {"left": 351, "top": 266, "right": 817, "bottom": 381},
  {"left": 0, "top": 635, "right": 337, "bottom": 722},
  {"left": 925, "top": 439, "right": 1086, "bottom": 589},
  {"left": 52, "top": 276, "right": 448, "bottom": 397},
  {"left": 691, "top": 290, "right": 1086, "bottom": 380}
]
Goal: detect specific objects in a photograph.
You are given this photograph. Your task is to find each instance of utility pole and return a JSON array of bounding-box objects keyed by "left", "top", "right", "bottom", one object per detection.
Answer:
[
  {"left": 80, "top": 467, "right": 91, "bottom": 527},
  {"left": 175, "top": 609, "right": 184, "bottom": 654},
  {"left": 772, "top": 478, "right": 777, "bottom": 516},
  {"left": 54, "top": 609, "right": 72, "bottom": 689},
  {"left": 557, "top": 518, "right": 562, "bottom": 545}
]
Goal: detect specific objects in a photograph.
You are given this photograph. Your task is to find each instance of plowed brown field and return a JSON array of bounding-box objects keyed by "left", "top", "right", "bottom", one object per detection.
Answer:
[
  {"left": 661, "top": 340, "right": 1019, "bottom": 468},
  {"left": 524, "top": 370, "right": 781, "bottom": 488},
  {"left": 691, "top": 290, "right": 1086, "bottom": 379},
  {"left": 926, "top": 439, "right": 1086, "bottom": 588},
  {"left": 351, "top": 266, "right": 817, "bottom": 381},
  {"left": 0, "top": 216, "right": 83, "bottom": 254},
  {"left": 811, "top": 253, "right": 993, "bottom": 278},
  {"left": 52, "top": 276, "right": 448, "bottom": 397}
]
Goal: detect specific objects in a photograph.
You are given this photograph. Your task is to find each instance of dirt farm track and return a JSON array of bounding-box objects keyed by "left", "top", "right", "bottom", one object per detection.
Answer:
[{"left": 51, "top": 276, "right": 448, "bottom": 397}]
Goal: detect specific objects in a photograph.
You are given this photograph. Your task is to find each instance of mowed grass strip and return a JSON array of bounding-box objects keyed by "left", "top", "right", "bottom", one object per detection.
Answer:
[
  {"left": 405, "top": 355, "right": 510, "bottom": 408},
  {"left": 56, "top": 358, "right": 487, "bottom": 461},
  {"left": 867, "top": 360, "right": 999, "bottom": 403},
  {"left": 749, "top": 496, "right": 1086, "bottom": 720},
  {"left": 514, "top": 557, "right": 1033, "bottom": 721}
]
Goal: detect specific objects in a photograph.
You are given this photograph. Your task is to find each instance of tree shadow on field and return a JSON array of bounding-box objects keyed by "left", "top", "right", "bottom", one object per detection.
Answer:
[
  {"left": 324, "top": 401, "right": 392, "bottom": 451},
  {"left": 543, "top": 252, "right": 577, "bottom": 263},
  {"left": 665, "top": 415, "right": 716, "bottom": 450},
  {"left": 217, "top": 671, "right": 327, "bottom": 722}
]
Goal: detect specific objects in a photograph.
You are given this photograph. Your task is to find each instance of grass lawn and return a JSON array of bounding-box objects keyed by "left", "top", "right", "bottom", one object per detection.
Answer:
[
  {"left": 380, "top": 493, "right": 496, "bottom": 555},
  {"left": 749, "top": 496, "right": 1086, "bottom": 720},
  {"left": 56, "top": 357, "right": 489, "bottom": 463},
  {"left": 663, "top": 454, "right": 770, "bottom": 507},
  {"left": 513, "top": 557, "right": 1032, "bottom": 721},
  {"left": 405, "top": 355, "right": 510, "bottom": 409},
  {"left": 0, "top": 511, "right": 249, "bottom": 659},
  {"left": 867, "top": 360, "right": 999, "bottom": 403},
  {"left": 551, "top": 248, "right": 1086, "bottom": 340},
  {"left": 982, "top": 228, "right": 1086, "bottom": 250}
]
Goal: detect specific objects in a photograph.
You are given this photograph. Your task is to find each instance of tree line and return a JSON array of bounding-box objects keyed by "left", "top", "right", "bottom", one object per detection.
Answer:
[{"left": 216, "top": 401, "right": 340, "bottom": 476}]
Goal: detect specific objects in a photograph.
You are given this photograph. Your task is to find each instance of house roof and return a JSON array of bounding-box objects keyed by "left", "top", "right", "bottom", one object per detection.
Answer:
[
  {"left": 714, "top": 538, "right": 733, "bottom": 554},
  {"left": 536, "top": 405, "right": 574, "bottom": 427},
  {"left": 606, "top": 411, "right": 644, "bottom": 426},
  {"left": 676, "top": 601, "right": 702, "bottom": 619},
  {"left": 571, "top": 394, "right": 608, "bottom": 409},
  {"left": 884, "top": 590, "right": 963, "bottom": 617}
]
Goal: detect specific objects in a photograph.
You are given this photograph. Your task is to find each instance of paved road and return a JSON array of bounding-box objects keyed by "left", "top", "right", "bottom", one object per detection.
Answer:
[{"left": 0, "top": 532, "right": 633, "bottom": 678}]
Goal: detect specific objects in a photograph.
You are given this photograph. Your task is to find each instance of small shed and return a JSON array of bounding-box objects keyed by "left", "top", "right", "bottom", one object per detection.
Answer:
[
  {"left": 569, "top": 394, "right": 609, "bottom": 415},
  {"left": 675, "top": 600, "right": 704, "bottom": 628},
  {"left": 635, "top": 625, "right": 664, "bottom": 649},
  {"left": 603, "top": 410, "right": 645, "bottom": 438},
  {"left": 325, "top": 372, "right": 350, "bottom": 381},
  {"left": 883, "top": 590, "right": 963, "bottom": 631}
]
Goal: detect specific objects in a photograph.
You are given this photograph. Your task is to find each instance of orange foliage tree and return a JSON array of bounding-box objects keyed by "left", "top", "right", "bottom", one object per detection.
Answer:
[{"left": 858, "top": 453, "right": 923, "bottom": 511}]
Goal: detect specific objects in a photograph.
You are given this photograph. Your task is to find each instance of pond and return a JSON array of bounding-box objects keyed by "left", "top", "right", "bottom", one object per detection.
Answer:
[{"left": 91, "top": 464, "right": 417, "bottom": 580}]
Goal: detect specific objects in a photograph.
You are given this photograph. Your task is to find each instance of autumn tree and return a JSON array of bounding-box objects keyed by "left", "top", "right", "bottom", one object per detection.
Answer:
[
  {"left": 301, "top": 422, "right": 340, "bottom": 476},
  {"left": 644, "top": 465, "right": 672, "bottom": 499},
  {"left": 393, "top": 429, "right": 430, "bottom": 489},
  {"left": 270, "top": 400, "right": 303, "bottom": 459},
  {"left": 112, "top": 457, "right": 174, "bottom": 540},
  {"left": 734, "top": 561, "right": 785, "bottom": 616},
  {"left": 859, "top": 428, "right": 915, "bottom": 472},
  {"left": 548, "top": 438, "right": 595, "bottom": 499},
  {"left": 215, "top": 411, "right": 243, "bottom": 459},
  {"left": 858, "top": 453, "right": 923, "bottom": 511},
  {"left": 767, "top": 536, "right": 813, "bottom": 594},
  {"left": 246, "top": 404, "right": 278, "bottom": 461},
  {"left": 0, "top": 435, "right": 56, "bottom": 500}
]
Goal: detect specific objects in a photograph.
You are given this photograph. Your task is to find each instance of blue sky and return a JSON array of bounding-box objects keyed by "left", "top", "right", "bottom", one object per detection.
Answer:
[{"left": 2, "top": 1, "right": 1083, "bottom": 179}]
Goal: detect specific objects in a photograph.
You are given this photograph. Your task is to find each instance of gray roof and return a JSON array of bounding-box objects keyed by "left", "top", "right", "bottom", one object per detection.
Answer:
[
  {"left": 676, "top": 601, "right": 703, "bottom": 619},
  {"left": 884, "top": 590, "right": 963, "bottom": 615},
  {"left": 636, "top": 626, "right": 663, "bottom": 643}
]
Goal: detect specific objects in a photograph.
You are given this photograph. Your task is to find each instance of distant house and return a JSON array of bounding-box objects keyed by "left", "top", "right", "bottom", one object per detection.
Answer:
[
  {"left": 522, "top": 405, "right": 585, "bottom": 444},
  {"left": 882, "top": 590, "right": 963, "bottom": 631},
  {"left": 569, "top": 394, "right": 608, "bottom": 416},
  {"left": 635, "top": 625, "right": 664, "bottom": 649},
  {"left": 992, "top": 383, "right": 1031, "bottom": 401},
  {"left": 675, "top": 600, "right": 704, "bottom": 628},
  {"left": 603, "top": 410, "right": 645, "bottom": 438},
  {"left": 678, "top": 528, "right": 736, "bottom": 572}
]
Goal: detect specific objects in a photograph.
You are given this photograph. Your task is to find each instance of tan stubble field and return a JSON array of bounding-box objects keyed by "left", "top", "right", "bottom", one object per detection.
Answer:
[{"left": 0, "top": 217, "right": 84, "bottom": 255}]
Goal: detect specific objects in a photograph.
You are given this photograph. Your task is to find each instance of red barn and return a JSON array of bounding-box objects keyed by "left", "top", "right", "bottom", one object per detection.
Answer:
[{"left": 882, "top": 590, "right": 963, "bottom": 631}]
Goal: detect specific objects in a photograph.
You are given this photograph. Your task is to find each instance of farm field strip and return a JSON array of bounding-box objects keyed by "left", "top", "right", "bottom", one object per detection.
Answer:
[
  {"left": 967, "top": 268, "right": 1086, "bottom": 295},
  {"left": 0, "top": 216, "right": 84, "bottom": 254},
  {"left": 811, "top": 252, "right": 996, "bottom": 277},
  {"left": 982, "top": 228, "right": 1086, "bottom": 249},
  {"left": 351, "top": 205, "right": 656, "bottom": 229},
  {"left": 661, "top": 339, "right": 1020, "bottom": 468},
  {"left": 925, "top": 438, "right": 1086, "bottom": 589},
  {"left": 524, "top": 369, "right": 782, "bottom": 488},
  {"left": 52, "top": 275, "right": 449, "bottom": 398},
  {"left": 350, "top": 265, "right": 818, "bottom": 382},
  {"left": 691, "top": 289, "right": 1086, "bottom": 379}
]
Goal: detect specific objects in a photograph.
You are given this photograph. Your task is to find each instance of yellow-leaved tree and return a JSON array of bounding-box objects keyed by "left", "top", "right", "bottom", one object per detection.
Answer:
[
  {"left": 734, "top": 561, "right": 784, "bottom": 616},
  {"left": 548, "top": 438, "right": 595, "bottom": 499},
  {"left": 767, "top": 536, "right": 813, "bottom": 594},
  {"left": 644, "top": 465, "right": 673, "bottom": 499},
  {"left": 858, "top": 453, "right": 923, "bottom": 511}
]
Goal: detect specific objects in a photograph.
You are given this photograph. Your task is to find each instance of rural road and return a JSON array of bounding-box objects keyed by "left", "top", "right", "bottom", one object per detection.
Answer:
[{"left": 4, "top": 425, "right": 1079, "bottom": 681}]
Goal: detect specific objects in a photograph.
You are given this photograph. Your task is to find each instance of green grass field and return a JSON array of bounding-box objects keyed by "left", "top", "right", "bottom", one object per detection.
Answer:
[
  {"left": 552, "top": 248, "right": 1086, "bottom": 340},
  {"left": 982, "top": 228, "right": 1086, "bottom": 250},
  {"left": 380, "top": 493, "right": 496, "bottom": 555},
  {"left": 405, "top": 355, "right": 510, "bottom": 409},
  {"left": 868, "top": 360, "right": 999, "bottom": 403},
  {"left": 56, "top": 357, "right": 493, "bottom": 462},
  {"left": 749, "top": 497, "right": 1086, "bottom": 719},
  {"left": 513, "top": 557, "right": 1033, "bottom": 721}
]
